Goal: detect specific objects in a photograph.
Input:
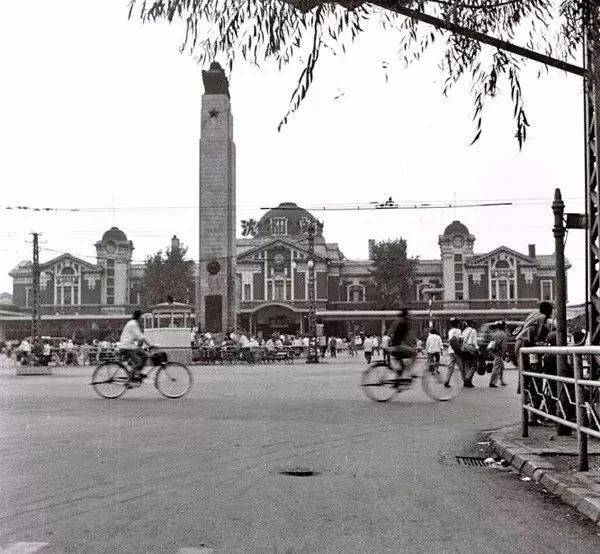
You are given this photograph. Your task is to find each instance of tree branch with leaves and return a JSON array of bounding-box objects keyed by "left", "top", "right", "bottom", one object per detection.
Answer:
[{"left": 129, "top": 0, "right": 592, "bottom": 147}]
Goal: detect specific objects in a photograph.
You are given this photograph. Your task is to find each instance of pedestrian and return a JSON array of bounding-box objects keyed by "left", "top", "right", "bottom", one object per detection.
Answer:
[
  {"left": 363, "top": 335, "right": 373, "bottom": 364},
  {"left": 328, "top": 335, "right": 337, "bottom": 358},
  {"left": 381, "top": 330, "right": 391, "bottom": 366},
  {"left": 515, "top": 301, "right": 553, "bottom": 395},
  {"left": 444, "top": 318, "right": 462, "bottom": 388},
  {"left": 488, "top": 321, "right": 508, "bottom": 387},
  {"left": 425, "top": 328, "right": 443, "bottom": 372},
  {"left": 460, "top": 320, "right": 479, "bottom": 388},
  {"left": 318, "top": 334, "right": 327, "bottom": 358},
  {"left": 348, "top": 333, "right": 356, "bottom": 357},
  {"left": 372, "top": 335, "right": 380, "bottom": 358}
]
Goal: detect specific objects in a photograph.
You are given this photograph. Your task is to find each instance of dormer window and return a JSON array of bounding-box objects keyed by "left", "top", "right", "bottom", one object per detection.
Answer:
[{"left": 271, "top": 217, "right": 288, "bottom": 236}]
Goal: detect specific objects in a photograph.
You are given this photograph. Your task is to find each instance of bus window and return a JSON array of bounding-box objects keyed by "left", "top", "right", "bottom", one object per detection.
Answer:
[
  {"left": 173, "top": 314, "right": 185, "bottom": 328},
  {"left": 159, "top": 314, "right": 172, "bottom": 329}
]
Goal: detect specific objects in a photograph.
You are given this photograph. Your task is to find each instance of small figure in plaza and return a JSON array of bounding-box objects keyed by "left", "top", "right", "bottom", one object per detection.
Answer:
[
  {"left": 381, "top": 330, "right": 391, "bottom": 366},
  {"left": 363, "top": 335, "right": 373, "bottom": 363},
  {"left": 488, "top": 321, "right": 508, "bottom": 388},
  {"left": 42, "top": 341, "right": 52, "bottom": 366},
  {"left": 444, "top": 318, "right": 462, "bottom": 388},
  {"left": 372, "top": 335, "right": 380, "bottom": 358},
  {"left": 425, "top": 328, "right": 443, "bottom": 372},
  {"left": 459, "top": 320, "right": 479, "bottom": 388},
  {"left": 318, "top": 334, "right": 327, "bottom": 358},
  {"left": 328, "top": 335, "right": 337, "bottom": 358},
  {"left": 347, "top": 333, "right": 356, "bottom": 357}
]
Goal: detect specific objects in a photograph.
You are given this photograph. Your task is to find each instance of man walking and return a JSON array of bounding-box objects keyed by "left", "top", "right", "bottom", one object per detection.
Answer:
[
  {"left": 489, "top": 321, "right": 508, "bottom": 388},
  {"left": 363, "top": 335, "right": 373, "bottom": 364},
  {"left": 328, "top": 335, "right": 337, "bottom": 358}
]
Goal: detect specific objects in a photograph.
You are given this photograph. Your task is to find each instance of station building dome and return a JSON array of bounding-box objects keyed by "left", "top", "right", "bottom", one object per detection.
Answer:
[
  {"left": 101, "top": 227, "right": 128, "bottom": 243},
  {"left": 256, "top": 202, "right": 322, "bottom": 237},
  {"left": 443, "top": 220, "right": 470, "bottom": 237}
]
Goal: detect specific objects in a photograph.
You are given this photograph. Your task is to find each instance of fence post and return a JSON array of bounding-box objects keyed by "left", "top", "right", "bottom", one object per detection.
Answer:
[
  {"left": 573, "top": 354, "right": 589, "bottom": 471},
  {"left": 519, "top": 350, "right": 529, "bottom": 438}
]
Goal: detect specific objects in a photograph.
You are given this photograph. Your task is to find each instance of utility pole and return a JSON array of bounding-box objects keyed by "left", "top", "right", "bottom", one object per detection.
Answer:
[
  {"left": 31, "top": 232, "right": 41, "bottom": 340},
  {"left": 301, "top": 218, "right": 322, "bottom": 364},
  {"left": 553, "top": 189, "right": 571, "bottom": 436},
  {"left": 584, "top": 3, "right": 600, "bottom": 379}
]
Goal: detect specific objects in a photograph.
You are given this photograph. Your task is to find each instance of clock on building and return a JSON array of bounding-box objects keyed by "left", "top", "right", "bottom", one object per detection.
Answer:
[{"left": 452, "top": 235, "right": 465, "bottom": 248}]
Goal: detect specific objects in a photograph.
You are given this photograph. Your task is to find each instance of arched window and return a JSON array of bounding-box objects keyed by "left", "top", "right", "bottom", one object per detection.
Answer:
[
  {"left": 57, "top": 266, "right": 79, "bottom": 306},
  {"left": 347, "top": 284, "right": 365, "bottom": 303},
  {"left": 490, "top": 257, "right": 516, "bottom": 300}
]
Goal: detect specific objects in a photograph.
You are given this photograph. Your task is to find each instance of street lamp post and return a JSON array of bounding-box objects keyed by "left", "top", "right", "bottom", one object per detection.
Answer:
[{"left": 300, "top": 218, "right": 322, "bottom": 364}]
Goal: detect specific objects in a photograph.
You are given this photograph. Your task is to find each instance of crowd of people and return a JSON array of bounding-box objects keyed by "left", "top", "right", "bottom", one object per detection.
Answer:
[{"left": 0, "top": 337, "right": 122, "bottom": 367}]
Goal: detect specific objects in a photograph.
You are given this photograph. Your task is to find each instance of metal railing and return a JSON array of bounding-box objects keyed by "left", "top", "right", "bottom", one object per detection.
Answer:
[{"left": 519, "top": 346, "right": 600, "bottom": 471}]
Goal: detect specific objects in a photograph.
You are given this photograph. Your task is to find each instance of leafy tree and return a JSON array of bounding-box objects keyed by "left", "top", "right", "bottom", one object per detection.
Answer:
[
  {"left": 129, "top": 0, "right": 591, "bottom": 146},
  {"left": 143, "top": 240, "right": 195, "bottom": 305},
  {"left": 369, "top": 238, "right": 418, "bottom": 309}
]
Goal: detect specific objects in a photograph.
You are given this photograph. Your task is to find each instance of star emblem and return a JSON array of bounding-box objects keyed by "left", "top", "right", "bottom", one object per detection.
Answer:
[{"left": 209, "top": 109, "right": 220, "bottom": 118}]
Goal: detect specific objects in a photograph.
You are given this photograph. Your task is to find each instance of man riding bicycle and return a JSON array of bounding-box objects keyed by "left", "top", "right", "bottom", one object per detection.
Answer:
[
  {"left": 386, "top": 309, "right": 418, "bottom": 379},
  {"left": 119, "top": 310, "right": 154, "bottom": 380}
]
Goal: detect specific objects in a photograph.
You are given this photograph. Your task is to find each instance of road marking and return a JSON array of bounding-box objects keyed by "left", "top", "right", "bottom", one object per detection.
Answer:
[{"left": 0, "top": 543, "right": 48, "bottom": 553}]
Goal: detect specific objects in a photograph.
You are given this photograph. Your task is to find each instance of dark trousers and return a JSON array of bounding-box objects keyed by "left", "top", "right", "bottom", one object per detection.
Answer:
[
  {"left": 365, "top": 351, "right": 372, "bottom": 364},
  {"left": 121, "top": 349, "right": 145, "bottom": 372},
  {"left": 330, "top": 347, "right": 337, "bottom": 358}
]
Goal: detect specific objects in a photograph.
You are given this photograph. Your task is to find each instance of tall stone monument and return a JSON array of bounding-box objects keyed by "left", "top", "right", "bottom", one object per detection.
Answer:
[{"left": 197, "top": 62, "right": 237, "bottom": 332}]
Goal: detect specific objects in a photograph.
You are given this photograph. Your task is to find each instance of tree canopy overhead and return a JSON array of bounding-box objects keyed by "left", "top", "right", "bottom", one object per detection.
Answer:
[{"left": 130, "top": 0, "right": 590, "bottom": 146}]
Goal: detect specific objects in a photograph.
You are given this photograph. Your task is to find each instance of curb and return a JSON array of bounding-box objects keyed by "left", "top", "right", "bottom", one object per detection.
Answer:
[{"left": 489, "top": 431, "right": 600, "bottom": 527}]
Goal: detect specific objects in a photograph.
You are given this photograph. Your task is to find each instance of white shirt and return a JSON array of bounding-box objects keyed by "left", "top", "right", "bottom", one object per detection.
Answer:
[
  {"left": 43, "top": 343, "right": 51, "bottom": 356},
  {"left": 19, "top": 340, "right": 31, "bottom": 353},
  {"left": 239, "top": 335, "right": 249, "bottom": 347},
  {"left": 302, "top": 337, "right": 309, "bottom": 347},
  {"left": 461, "top": 327, "right": 478, "bottom": 347},
  {"left": 447, "top": 328, "right": 461, "bottom": 354},
  {"left": 425, "top": 334, "right": 443, "bottom": 354},
  {"left": 363, "top": 337, "right": 373, "bottom": 352},
  {"left": 381, "top": 335, "right": 391, "bottom": 349},
  {"left": 119, "top": 319, "right": 145, "bottom": 350}
]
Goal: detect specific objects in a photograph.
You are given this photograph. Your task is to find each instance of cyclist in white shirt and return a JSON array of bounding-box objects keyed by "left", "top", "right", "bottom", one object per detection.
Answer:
[{"left": 119, "top": 310, "right": 153, "bottom": 379}]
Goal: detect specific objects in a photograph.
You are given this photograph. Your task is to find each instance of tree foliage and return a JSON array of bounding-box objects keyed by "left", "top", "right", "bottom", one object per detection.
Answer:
[
  {"left": 143, "top": 240, "right": 196, "bottom": 305},
  {"left": 129, "top": 0, "right": 591, "bottom": 147},
  {"left": 369, "top": 238, "right": 418, "bottom": 309}
]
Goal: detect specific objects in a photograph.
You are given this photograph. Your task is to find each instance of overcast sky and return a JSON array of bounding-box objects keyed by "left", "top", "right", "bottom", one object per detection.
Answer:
[{"left": 0, "top": 0, "right": 586, "bottom": 302}]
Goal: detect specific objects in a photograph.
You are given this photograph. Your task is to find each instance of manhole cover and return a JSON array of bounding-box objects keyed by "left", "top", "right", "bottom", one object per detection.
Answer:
[
  {"left": 455, "top": 456, "right": 493, "bottom": 467},
  {"left": 279, "top": 467, "right": 315, "bottom": 477}
]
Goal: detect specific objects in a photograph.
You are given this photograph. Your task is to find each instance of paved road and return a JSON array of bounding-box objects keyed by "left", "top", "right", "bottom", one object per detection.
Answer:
[{"left": 1, "top": 358, "right": 599, "bottom": 553}]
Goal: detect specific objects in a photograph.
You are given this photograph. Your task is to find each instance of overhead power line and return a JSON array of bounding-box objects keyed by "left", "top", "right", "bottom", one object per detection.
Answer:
[{"left": 0, "top": 196, "right": 585, "bottom": 214}]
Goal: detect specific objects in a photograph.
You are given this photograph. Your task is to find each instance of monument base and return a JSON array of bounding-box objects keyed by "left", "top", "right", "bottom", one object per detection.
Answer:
[{"left": 16, "top": 366, "right": 53, "bottom": 376}]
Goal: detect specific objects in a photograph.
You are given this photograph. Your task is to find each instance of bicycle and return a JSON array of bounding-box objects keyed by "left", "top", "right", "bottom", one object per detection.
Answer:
[
  {"left": 90, "top": 346, "right": 192, "bottom": 399},
  {"left": 361, "top": 353, "right": 462, "bottom": 402}
]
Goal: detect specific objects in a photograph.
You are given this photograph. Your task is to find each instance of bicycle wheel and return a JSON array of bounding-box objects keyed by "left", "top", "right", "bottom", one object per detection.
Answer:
[
  {"left": 360, "top": 362, "right": 399, "bottom": 402},
  {"left": 91, "top": 362, "right": 129, "bottom": 399},
  {"left": 155, "top": 363, "right": 192, "bottom": 398},
  {"left": 421, "top": 363, "right": 462, "bottom": 401}
]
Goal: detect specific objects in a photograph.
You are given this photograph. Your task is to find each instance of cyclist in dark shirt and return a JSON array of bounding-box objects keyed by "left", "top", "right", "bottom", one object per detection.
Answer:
[{"left": 387, "top": 309, "right": 418, "bottom": 378}]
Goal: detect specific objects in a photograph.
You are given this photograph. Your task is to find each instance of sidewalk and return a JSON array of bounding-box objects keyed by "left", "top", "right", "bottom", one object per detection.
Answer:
[{"left": 490, "top": 423, "right": 600, "bottom": 526}]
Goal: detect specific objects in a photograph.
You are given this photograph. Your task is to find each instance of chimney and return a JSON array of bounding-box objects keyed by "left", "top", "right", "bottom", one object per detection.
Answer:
[
  {"left": 171, "top": 235, "right": 180, "bottom": 251},
  {"left": 528, "top": 244, "right": 536, "bottom": 258},
  {"left": 368, "top": 239, "right": 376, "bottom": 260}
]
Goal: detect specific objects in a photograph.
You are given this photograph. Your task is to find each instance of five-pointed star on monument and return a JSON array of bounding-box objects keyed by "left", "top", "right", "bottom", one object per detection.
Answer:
[{"left": 209, "top": 109, "right": 220, "bottom": 118}]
